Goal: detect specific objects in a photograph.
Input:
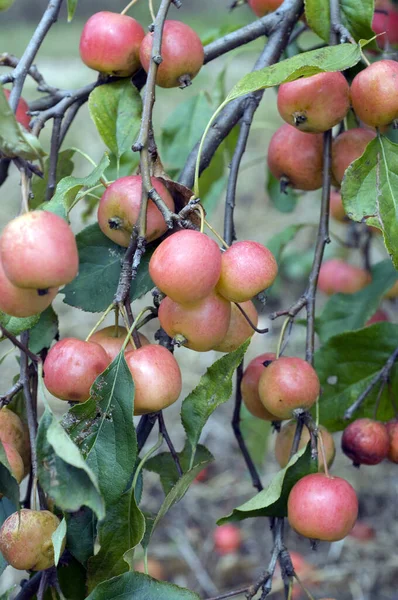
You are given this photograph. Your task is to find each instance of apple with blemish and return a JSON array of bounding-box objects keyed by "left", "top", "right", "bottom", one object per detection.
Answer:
[{"left": 342, "top": 418, "right": 390, "bottom": 466}]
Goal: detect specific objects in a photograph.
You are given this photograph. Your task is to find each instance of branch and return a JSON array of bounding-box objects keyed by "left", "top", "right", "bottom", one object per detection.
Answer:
[
  {"left": 158, "top": 411, "right": 183, "bottom": 477},
  {"left": 0, "top": 53, "right": 58, "bottom": 93},
  {"left": 0, "top": 325, "right": 39, "bottom": 363},
  {"left": 14, "top": 572, "right": 43, "bottom": 600}
]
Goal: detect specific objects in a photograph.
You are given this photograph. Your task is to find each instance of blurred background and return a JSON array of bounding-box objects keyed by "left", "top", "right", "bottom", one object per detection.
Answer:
[{"left": 1, "top": 1, "right": 398, "bottom": 599}]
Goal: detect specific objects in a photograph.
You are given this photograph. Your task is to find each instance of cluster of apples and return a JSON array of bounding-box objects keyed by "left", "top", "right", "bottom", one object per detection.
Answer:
[
  {"left": 0, "top": 211, "right": 78, "bottom": 318},
  {"left": 268, "top": 59, "right": 398, "bottom": 192},
  {"left": 79, "top": 11, "right": 204, "bottom": 88},
  {"left": 240, "top": 353, "right": 359, "bottom": 542},
  {"left": 342, "top": 417, "right": 398, "bottom": 466}
]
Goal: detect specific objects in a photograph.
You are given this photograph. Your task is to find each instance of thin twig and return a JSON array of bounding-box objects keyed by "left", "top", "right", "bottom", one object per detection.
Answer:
[
  {"left": 14, "top": 573, "right": 43, "bottom": 600},
  {"left": 0, "top": 326, "right": 39, "bottom": 363},
  {"left": 0, "top": 380, "right": 23, "bottom": 409},
  {"left": 158, "top": 411, "right": 183, "bottom": 477}
]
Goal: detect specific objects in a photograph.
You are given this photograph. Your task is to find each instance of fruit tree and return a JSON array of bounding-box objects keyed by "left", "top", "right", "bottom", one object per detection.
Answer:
[{"left": 0, "top": 0, "right": 398, "bottom": 598}]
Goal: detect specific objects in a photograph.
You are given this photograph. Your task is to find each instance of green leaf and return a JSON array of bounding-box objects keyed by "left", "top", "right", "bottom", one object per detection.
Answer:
[
  {"left": 0, "top": 442, "right": 20, "bottom": 507},
  {"left": 181, "top": 341, "right": 249, "bottom": 463},
  {"left": 52, "top": 517, "right": 66, "bottom": 566},
  {"left": 0, "top": 84, "right": 45, "bottom": 160},
  {"left": 65, "top": 508, "right": 95, "bottom": 566},
  {"left": 89, "top": 81, "right": 142, "bottom": 159},
  {"left": 226, "top": 43, "right": 362, "bottom": 102},
  {"left": 67, "top": 0, "right": 78, "bottom": 21},
  {"left": 31, "top": 149, "right": 75, "bottom": 209},
  {"left": 315, "top": 260, "right": 398, "bottom": 343},
  {"left": 267, "top": 224, "right": 307, "bottom": 264},
  {"left": 304, "top": 0, "right": 375, "bottom": 45},
  {"left": 218, "top": 444, "right": 317, "bottom": 523},
  {"left": 315, "top": 323, "right": 398, "bottom": 431},
  {"left": 64, "top": 353, "right": 136, "bottom": 506},
  {"left": 87, "top": 488, "right": 145, "bottom": 592},
  {"left": 267, "top": 171, "right": 299, "bottom": 213},
  {"left": 45, "top": 154, "right": 110, "bottom": 219},
  {"left": 62, "top": 223, "right": 154, "bottom": 313},
  {"left": 37, "top": 390, "right": 105, "bottom": 520},
  {"left": 0, "top": 312, "right": 40, "bottom": 337},
  {"left": 28, "top": 306, "right": 58, "bottom": 353},
  {"left": 57, "top": 556, "right": 87, "bottom": 600},
  {"left": 86, "top": 571, "right": 200, "bottom": 600},
  {"left": 145, "top": 443, "right": 214, "bottom": 496},
  {"left": 342, "top": 135, "right": 398, "bottom": 269}
]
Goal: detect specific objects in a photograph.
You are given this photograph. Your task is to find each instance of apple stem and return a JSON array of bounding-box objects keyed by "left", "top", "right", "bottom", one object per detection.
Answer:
[
  {"left": 203, "top": 217, "right": 230, "bottom": 249},
  {"left": 233, "top": 302, "right": 269, "bottom": 334},
  {"left": 85, "top": 303, "right": 115, "bottom": 342},
  {"left": 122, "top": 306, "right": 154, "bottom": 352},
  {"left": 276, "top": 316, "right": 291, "bottom": 359},
  {"left": 195, "top": 203, "right": 205, "bottom": 234},
  {"left": 149, "top": 0, "right": 156, "bottom": 22},
  {"left": 120, "top": 0, "right": 140, "bottom": 16},
  {"left": 295, "top": 575, "right": 316, "bottom": 600},
  {"left": 318, "top": 430, "right": 330, "bottom": 478}
]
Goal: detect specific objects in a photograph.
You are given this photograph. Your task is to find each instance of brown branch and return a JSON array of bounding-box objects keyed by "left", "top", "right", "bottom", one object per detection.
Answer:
[
  {"left": 0, "top": 325, "right": 39, "bottom": 363},
  {"left": 158, "top": 411, "right": 183, "bottom": 477}
]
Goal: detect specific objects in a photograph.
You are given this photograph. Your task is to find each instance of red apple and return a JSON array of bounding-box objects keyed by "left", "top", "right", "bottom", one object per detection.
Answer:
[
  {"left": 329, "top": 190, "right": 347, "bottom": 222},
  {"left": 213, "top": 524, "right": 242, "bottom": 554},
  {"left": 43, "top": 338, "right": 109, "bottom": 402},
  {"left": 351, "top": 60, "right": 398, "bottom": 128},
  {"left": 89, "top": 325, "right": 149, "bottom": 361},
  {"left": 366, "top": 309, "right": 389, "bottom": 326},
  {"left": 348, "top": 520, "right": 376, "bottom": 541},
  {"left": 3, "top": 89, "right": 30, "bottom": 129},
  {"left": 275, "top": 420, "right": 335, "bottom": 470},
  {"left": 341, "top": 418, "right": 390, "bottom": 466},
  {"left": 79, "top": 11, "right": 145, "bottom": 76},
  {"left": 248, "top": 0, "right": 283, "bottom": 16},
  {"left": 124, "top": 344, "right": 182, "bottom": 415},
  {"left": 385, "top": 419, "right": 398, "bottom": 463},
  {"left": 331, "top": 128, "right": 376, "bottom": 185},
  {"left": 97, "top": 176, "right": 175, "bottom": 247},
  {"left": 318, "top": 259, "right": 371, "bottom": 295},
  {"left": 213, "top": 300, "right": 258, "bottom": 353},
  {"left": 241, "top": 353, "right": 279, "bottom": 421}
]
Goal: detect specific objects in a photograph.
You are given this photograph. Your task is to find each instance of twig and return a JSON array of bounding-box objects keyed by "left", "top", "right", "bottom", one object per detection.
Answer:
[
  {"left": 0, "top": 325, "right": 39, "bottom": 363},
  {"left": 205, "top": 588, "right": 251, "bottom": 600},
  {"left": 137, "top": 412, "right": 160, "bottom": 453},
  {"left": 158, "top": 411, "right": 183, "bottom": 477},
  {"left": 344, "top": 347, "right": 398, "bottom": 420},
  {"left": 14, "top": 573, "right": 43, "bottom": 600},
  {"left": 0, "top": 53, "right": 58, "bottom": 93},
  {"left": 0, "top": 380, "right": 23, "bottom": 409}
]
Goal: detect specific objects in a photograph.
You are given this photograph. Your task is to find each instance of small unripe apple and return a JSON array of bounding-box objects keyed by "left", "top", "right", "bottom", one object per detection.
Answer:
[
  {"left": 149, "top": 230, "right": 222, "bottom": 304},
  {"left": 341, "top": 418, "right": 390, "bottom": 466},
  {"left": 372, "top": 4, "right": 398, "bottom": 48},
  {"left": 277, "top": 72, "right": 350, "bottom": 133},
  {"left": 43, "top": 338, "right": 109, "bottom": 402},
  {"left": 351, "top": 60, "right": 398, "bottom": 128},
  {"left": 0, "top": 408, "right": 26, "bottom": 460},
  {"left": 90, "top": 326, "right": 149, "bottom": 361},
  {"left": 274, "top": 420, "right": 335, "bottom": 470},
  {"left": 318, "top": 259, "right": 371, "bottom": 295},
  {"left": 79, "top": 11, "right": 145, "bottom": 77},
  {"left": 3, "top": 89, "right": 30, "bottom": 129},
  {"left": 258, "top": 356, "right": 320, "bottom": 420},
  {"left": 135, "top": 557, "right": 165, "bottom": 579},
  {"left": 331, "top": 128, "right": 376, "bottom": 185},
  {"left": 241, "top": 353, "right": 279, "bottom": 421},
  {"left": 158, "top": 293, "right": 231, "bottom": 352},
  {"left": 329, "top": 190, "right": 347, "bottom": 222},
  {"left": 0, "top": 258, "right": 58, "bottom": 318},
  {"left": 213, "top": 301, "right": 258, "bottom": 353},
  {"left": 287, "top": 473, "right": 358, "bottom": 541},
  {"left": 213, "top": 524, "right": 242, "bottom": 554},
  {"left": 140, "top": 20, "right": 204, "bottom": 88},
  {"left": 97, "top": 176, "right": 175, "bottom": 247},
  {"left": 267, "top": 124, "right": 324, "bottom": 191},
  {"left": 0, "top": 211, "right": 78, "bottom": 289},
  {"left": 217, "top": 241, "right": 278, "bottom": 303},
  {"left": 248, "top": 0, "right": 283, "bottom": 15},
  {"left": 386, "top": 420, "right": 398, "bottom": 463},
  {"left": 0, "top": 509, "right": 65, "bottom": 570},
  {"left": 0, "top": 442, "right": 24, "bottom": 495},
  {"left": 125, "top": 344, "right": 182, "bottom": 415},
  {"left": 366, "top": 308, "right": 389, "bottom": 326}
]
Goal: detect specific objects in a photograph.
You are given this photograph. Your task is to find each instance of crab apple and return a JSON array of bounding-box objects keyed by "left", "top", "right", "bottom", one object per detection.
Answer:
[
  {"left": 3, "top": 89, "right": 30, "bottom": 129},
  {"left": 366, "top": 309, "right": 389, "bottom": 325},
  {"left": 277, "top": 72, "right": 350, "bottom": 133},
  {"left": 258, "top": 356, "right": 320, "bottom": 420},
  {"left": 217, "top": 241, "right": 278, "bottom": 303},
  {"left": 0, "top": 443, "right": 24, "bottom": 493},
  {"left": 213, "top": 301, "right": 258, "bottom": 353},
  {"left": 372, "top": 4, "right": 398, "bottom": 48},
  {"left": 79, "top": 12, "right": 145, "bottom": 77},
  {"left": 149, "top": 230, "right": 222, "bottom": 304},
  {"left": 348, "top": 520, "right": 376, "bottom": 541},
  {"left": 43, "top": 338, "right": 109, "bottom": 402},
  {"left": 193, "top": 467, "right": 209, "bottom": 483},
  {"left": 0, "top": 408, "right": 26, "bottom": 460},
  {"left": 89, "top": 326, "right": 149, "bottom": 362},
  {"left": 342, "top": 418, "right": 390, "bottom": 466},
  {"left": 331, "top": 128, "right": 376, "bottom": 185},
  {"left": 248, "top": 0, "right": 282, "bottom": 16},
  {"left": 140, "top": 20, "right": 204, "bottom": 88},
  {"left": 386, "top": 420, "right": 398, "bottom": 463},
  {"left": 97, "top": 176, "right": 175, "bottom": 247},
  {"left": 241, "top": 353, "right": 280, "bottom": 421},
  {"left": 329, "top": 190, "right": 347, "bottom": 222},
  {"left": 288, "top": 473, "right": 358, "bottom": 541},
  {"left": 0, "top": 258, "right": 58, "bottom": 318},
  {"left": 135, "top": 557, "right": 165, "bottom": 579},
  {"left": 124, "top": 344, "right": 182, "bottom": 415},
  {"left": 158, "top": 293, "right": 231, "bottom": 352},
  {"left": 318, "top": 259, "right": 371, "bottom": 295},
  {"left": 275, "top": 420, "right": 336, "bottom": 470},
  {"left": 0, "top": 509, "right": 64, "bottom": 571},
  {"left": 214, "top": 524, "right": 242, "bottom": 555},
  {"left": 0, "top": 211, "right": 78, "bottom": 290},
  {"left": 351, "top": 60, "right": 398, "bottom": 128},
  {"left": 267, "top": 124, "right": 324, "bottom": 191}
]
